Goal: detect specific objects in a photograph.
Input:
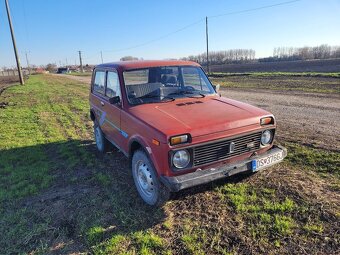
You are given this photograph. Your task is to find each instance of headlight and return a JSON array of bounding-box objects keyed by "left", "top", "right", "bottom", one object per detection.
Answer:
[
  {"left": 172, "top": 150, "right": 190, "bottom": 169},
  {"left": 261, "top": 130, "right": 273, "bottom": 145}
]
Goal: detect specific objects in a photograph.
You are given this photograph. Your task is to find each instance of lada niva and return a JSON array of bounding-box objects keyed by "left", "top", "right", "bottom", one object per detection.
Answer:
[{"left": 89, "top": 60, "right": 287, "bottom": 206}]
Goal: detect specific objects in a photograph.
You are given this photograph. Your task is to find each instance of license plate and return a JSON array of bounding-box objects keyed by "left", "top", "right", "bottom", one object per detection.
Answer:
[{"left": 252, "top": 151, "right": 284, "bottom": 172}]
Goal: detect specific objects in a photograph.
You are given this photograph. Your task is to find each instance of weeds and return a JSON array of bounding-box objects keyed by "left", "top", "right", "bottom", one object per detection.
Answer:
[{"left": 284, "top": 142, "right": 340, "bottom": 178}]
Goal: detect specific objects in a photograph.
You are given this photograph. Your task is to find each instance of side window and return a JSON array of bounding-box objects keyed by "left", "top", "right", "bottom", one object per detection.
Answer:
[
  {"left": 93, "top": 71, "right": 105, "bottom": 95},
  {"left": 106, "top": 71, "right": 121, "bottom": 98}
]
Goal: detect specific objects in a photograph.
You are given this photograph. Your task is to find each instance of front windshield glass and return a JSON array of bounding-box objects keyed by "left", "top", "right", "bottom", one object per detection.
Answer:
[{"left": 123, "top": 66, "right": 215, "bottom": 105}]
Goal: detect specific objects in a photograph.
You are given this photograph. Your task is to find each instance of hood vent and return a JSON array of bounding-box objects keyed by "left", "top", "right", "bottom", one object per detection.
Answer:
[{"left": 176, "top": 101, "right": 203, "bottom": 106}]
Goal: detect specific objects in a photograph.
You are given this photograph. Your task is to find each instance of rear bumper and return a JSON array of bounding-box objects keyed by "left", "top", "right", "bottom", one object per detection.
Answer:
[{"left": 160, "top": 145, "right": 287, "bottom": 192}]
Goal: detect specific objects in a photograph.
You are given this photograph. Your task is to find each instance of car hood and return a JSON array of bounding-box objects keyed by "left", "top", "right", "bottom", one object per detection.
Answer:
[{"left": 129, "top": 96, "right": 271, "bottom": 140}]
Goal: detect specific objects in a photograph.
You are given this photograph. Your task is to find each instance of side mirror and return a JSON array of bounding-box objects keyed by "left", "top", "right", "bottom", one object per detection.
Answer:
[
  {"left": 109, "top": 96, "right": 121, "bottom": 105},
  {"left": 213, "top": 84, "right": 220, "bottom": 93}
]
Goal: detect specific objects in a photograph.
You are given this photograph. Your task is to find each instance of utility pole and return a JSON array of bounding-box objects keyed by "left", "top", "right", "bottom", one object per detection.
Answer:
[
  {"left": 5, "top": 0, "right": 24, "bottom": 84},
  {"left": 205, "top": 16, "right": 210, "bottom": 74},
  {"left": 100, "top": 51, "right": 103, "bottom": 64},
  {"left": 78, "top": 51, "right": 84, "bottom": 73},
  {"left": 25, "top": 51, "right": 30, "bottom": 75}
]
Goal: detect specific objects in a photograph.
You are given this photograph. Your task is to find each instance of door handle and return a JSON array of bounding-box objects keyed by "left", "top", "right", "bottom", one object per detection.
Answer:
[{"left": 100, "top": 101, "right": 105, "bottom": 106}]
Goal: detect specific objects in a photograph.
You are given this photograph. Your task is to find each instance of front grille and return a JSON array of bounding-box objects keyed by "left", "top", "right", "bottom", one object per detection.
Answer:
[{"left": 193, "top": 132, "right": 262, "bottom": 166}]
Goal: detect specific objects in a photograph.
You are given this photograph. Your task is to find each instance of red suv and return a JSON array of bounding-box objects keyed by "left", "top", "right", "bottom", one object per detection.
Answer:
[{"left": 89, "top": 60, "right": 287, "bottom": 206}]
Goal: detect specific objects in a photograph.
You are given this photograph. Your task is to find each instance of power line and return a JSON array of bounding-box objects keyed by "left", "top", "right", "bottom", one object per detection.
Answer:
[
  {"left": 103, "top": 18, "right": 204, "bottom": 53},
  {"left": 99, "top": 0, "right": 301, "bottom": 55},
  {"left": 209, "top": 0, "right": 301, "bottom": 19}
]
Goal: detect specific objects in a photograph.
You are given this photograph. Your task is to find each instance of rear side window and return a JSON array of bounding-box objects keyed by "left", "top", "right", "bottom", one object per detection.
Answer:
[
  {"left": 106, "top": 71, "right": 121, "bottom": 98},
  {"left": 93, "top": 71, "right": 105, "bottom": 94}
]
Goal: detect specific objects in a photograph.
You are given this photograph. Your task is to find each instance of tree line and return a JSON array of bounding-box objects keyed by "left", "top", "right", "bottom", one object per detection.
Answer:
[
  {"left": 181, "top": 44, "right": 340, "bottom": 65},
  {"left": 181, "top": 49, "right": 256, "bottom": 65},
  {"left": 260, "top": 44, "right": 340, "bottom": 62}
]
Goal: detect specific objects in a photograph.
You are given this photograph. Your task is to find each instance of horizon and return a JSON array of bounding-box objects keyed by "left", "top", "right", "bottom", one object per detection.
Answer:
[{"left": 1, "top": 0, "right": 340, "bottom": 68}]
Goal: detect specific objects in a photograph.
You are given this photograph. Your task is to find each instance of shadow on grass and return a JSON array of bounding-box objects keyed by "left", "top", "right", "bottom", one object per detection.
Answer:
[
  {"left": 0, "top": 140, "right": 166, "bottom": 254},
  {"left": 1, "top": 139, "right": 257, "bottom": 254}
]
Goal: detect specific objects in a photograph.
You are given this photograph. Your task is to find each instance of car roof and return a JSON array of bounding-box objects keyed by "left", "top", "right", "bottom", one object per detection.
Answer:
[{"left": 95, "top": 60, "right": 201, "bottom": 72}]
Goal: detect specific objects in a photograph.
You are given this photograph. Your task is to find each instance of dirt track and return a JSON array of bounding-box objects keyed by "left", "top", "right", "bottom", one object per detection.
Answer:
[
  {"left": 221, "top": 88, "right": 340, "bottom": 151},
  {"left": 61, "top": 74, "right": 340, "bottom": 151}
]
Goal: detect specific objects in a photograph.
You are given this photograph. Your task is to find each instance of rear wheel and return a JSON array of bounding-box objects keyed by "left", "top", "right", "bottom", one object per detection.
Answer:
[
  {"left": 132, "top": 150, "right": 170, "bottom": 206},
  {"left": 94, "top": 123, "right": 110, "bottom": 153}
]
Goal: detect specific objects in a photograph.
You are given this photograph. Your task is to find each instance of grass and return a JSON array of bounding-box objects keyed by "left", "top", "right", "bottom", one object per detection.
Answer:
[
  {"left": 67, "top": 72, "right": 92, "bottom": 76},
  {"left": 210, "top": 72, "right": 340, "bottom": 78},
  {"left": 209, "top": 72, "right": 340, "bottom": 93},
  {"left": 0, "top": 74, "right": 339, "bottom": 254},
  {"left": 217, "top": 183, "right": 297, "bottom": 240},
  {"left": 284, "top": 142, "right": 340, "bottom": 178},
  {"left": 0, "top": 75, "right": 93, "bottom": 202}
]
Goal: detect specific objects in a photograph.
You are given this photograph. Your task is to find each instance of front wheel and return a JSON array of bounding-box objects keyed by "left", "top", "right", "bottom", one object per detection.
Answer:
[{"left": 132, "top": 150, "right": 170, "bottom": 206}]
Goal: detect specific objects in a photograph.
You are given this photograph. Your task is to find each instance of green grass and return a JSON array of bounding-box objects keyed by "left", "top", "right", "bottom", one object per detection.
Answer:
[
  {"left": 0, "top": 75, "right": 93, "bottom": 202},
  {"left": 284, "top": 142, "right": 340, "bottom": 178},
  {"left": 209, "top": 72, "right": 340, "bottom": 93},
  {"left": 0, "top": 74, "right": 338, "bottom": 254},
  {"left": 92, "top": 231, "right": 167, "bottom": 255},
  {"left": 210, "top": 72, "right": 340, "bottom": 78},
  {"left": 217, "top": 183, "right": 297, "bottom": 240},
  {"left": 67, "top": 72, "right": 92, "bottom": 76}
]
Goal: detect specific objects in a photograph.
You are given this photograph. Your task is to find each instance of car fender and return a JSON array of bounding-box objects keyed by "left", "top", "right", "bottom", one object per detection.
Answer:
[{"left": 128, "top": 135, "right": 163, "bottom": 177}]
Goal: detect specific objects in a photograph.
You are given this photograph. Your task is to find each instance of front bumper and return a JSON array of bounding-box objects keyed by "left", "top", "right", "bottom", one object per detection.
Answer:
[{"left": 160, "top": 145, "right": 287, "bottom": 192}]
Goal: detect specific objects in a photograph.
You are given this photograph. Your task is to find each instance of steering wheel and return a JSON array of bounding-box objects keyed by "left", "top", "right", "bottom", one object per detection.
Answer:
[{"left": 184, "top": 86, "right": 195, "bottom": 91}]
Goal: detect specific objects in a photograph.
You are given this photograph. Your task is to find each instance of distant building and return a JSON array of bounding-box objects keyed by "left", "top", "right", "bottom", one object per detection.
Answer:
[
  {"left": 35, "top": 68, "right": 49, "bottom": 74},
  {"left": 57, "top": 67, "right": 70, "bottom": 74}
]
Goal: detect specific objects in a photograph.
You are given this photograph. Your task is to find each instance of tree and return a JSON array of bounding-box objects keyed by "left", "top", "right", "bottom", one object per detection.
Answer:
[
  {"left": 45, "top": 63, "right": 57, "bottom": 72},
  {"left": 120, "top": 56, "right": 139, "bottom": 61}
]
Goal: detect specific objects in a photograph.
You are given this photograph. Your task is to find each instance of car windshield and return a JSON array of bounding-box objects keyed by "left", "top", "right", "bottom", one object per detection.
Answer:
[{"left": 123, "top": 66, "right": 215, "bottom": 105}]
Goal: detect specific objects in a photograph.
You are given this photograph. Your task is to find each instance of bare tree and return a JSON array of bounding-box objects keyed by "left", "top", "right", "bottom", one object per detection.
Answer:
[{"left": 120, "top": 56, "right": 139, "bottom": 61}]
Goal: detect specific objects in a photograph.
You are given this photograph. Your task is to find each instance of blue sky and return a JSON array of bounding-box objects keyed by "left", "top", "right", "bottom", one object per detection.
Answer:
[{"left": 1, "top": 0, "right": 339, "bottom": 67}]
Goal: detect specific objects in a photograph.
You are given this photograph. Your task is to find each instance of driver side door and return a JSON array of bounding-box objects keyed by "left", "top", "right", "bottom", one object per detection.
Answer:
[{"left": 101, "top": 70, "right": 124, "bottom": 148}]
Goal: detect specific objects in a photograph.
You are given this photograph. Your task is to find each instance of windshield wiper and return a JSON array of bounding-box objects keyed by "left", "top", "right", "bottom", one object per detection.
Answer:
[
  {"left": 138, "top": 94, "right": 175, "bottom": 102},
  {"left": 169, "top": 90, "right": 206, "bottom": 98}
]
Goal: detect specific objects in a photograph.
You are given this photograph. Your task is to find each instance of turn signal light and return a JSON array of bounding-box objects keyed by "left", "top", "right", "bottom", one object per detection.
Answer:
[
  {"left": 170, "top": 134, "right": 189, "bottom": 146},
  {"left": 152, "top": 139, "right": 160, "bottom": 146},
  {"left": 260, "top": 117, "right": 274, "bottom": 126}
]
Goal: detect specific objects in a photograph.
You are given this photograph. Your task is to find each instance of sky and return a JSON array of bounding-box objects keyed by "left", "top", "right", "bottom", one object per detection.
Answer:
[{"left": 0, "top": 0, "right": 339, "bottom": 67}]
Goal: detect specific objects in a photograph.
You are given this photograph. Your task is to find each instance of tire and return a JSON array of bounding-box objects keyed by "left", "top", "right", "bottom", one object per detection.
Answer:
[
  {"left": 93, "top": 123, "right": 111, "bottom": 153},
  {"left": 132, "top": 150, "right": 170, "bottom": 206}
]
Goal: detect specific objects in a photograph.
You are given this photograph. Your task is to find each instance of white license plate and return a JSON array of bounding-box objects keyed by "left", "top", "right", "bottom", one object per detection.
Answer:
[{"left": 252, "top": 151, "right": 284, "bottom": 172}]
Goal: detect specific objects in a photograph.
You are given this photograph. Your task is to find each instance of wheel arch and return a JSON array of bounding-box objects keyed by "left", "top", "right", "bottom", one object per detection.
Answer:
[{"left": 128, "top": 136, "right": 162, "bottom": 177}]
